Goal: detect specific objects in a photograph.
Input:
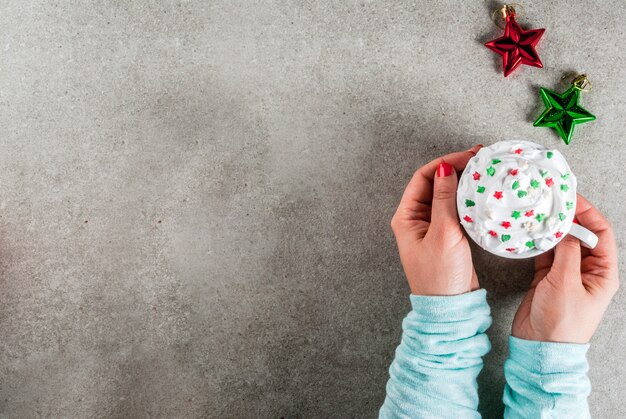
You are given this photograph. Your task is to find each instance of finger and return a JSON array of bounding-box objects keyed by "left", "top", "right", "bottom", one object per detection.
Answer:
[
  {"left": 395, "top": 145, "right": 483, "bottom": 221},
  {"left": 574, "top": 194, "right": 618, "bottom": 261},
  {"left": 532, "top": 249, "right": 554, "bottom": 286},
  {"left": 430, "top": 161, "right": 460, "bottom": 230},
  {"left": 551, "top": 235, "right": 582, "bottom": 282}
]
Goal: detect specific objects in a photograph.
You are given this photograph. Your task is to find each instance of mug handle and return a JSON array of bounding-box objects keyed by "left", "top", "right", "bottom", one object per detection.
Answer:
[{"left": 569, "top": 223, "right": 598, "bottom": 249}]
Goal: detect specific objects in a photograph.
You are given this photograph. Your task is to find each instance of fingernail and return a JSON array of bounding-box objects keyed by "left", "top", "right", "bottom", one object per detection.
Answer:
[{"left": 437, "top": 162, "right": 453, "bottom": 177}]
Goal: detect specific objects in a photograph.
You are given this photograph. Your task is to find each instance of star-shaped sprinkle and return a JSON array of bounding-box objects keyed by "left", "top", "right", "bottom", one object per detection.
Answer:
[
  {"left": 525, "top": 210, "right": 534, "bottom": 217},
  {"left": 473, "top": 171, "right": 481, "bottom": 180},
  {"left": 530, "top": 179, "right": 540, "bottom": 189},
  {"left": 561, "top": 173, "right": 570, "bottom": 180},
  {"left": 477, "top": 186, "right": 486, "bottom": 193},
  {"left": 558, "top": 212, "right": 566, "bottom": 221},
  {"left": 511, "top": 210, "right": 521, "bottom": 219},
  {"left": 485, "top": 14, "right": 545, "bottom": 77},
  {"left": 493, "top": 191, "right": 503, "bottom": 199},
  {"left": 555, "top": 231, "right": 563, "bottom": 238},
  {"left": 540, "top": 170, "right": 549, "bottom": 178},
  {"left": 535, "top": 213, "right": 546, "bottom": 222},
  {"left": 566, "top": 201, "right": 574, "bottom": 210},
  {"left": 501, "top": 221, "right": 511, "bottom": 229},
  {"left": 514, "top": 148, "right": 523, "bottom": 154},
  {"left": 560, "top": 184, "right": 569, "bottom": 192},
  {"left": 509, "top": 168, "right": 519, "bottom": 176},
  {"left": 534, "top": 86, "right": 596, "bottom": 145},
  {"left": 545, "top": 178, "right": 554, "bottom": 187},
  {"left": 525, "top": 240, "right": 535, "bottom": 248}
]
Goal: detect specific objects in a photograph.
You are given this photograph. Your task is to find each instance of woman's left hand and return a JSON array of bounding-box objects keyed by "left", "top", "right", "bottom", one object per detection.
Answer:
[{"left": 391, "top": 145, "right": 483, "bottom": 296}]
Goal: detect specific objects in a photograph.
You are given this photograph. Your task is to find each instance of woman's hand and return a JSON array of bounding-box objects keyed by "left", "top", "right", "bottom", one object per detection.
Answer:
[
  {"left": 512, "top": 194, "right": 620, "bottom": 343},
  {"left": 391, "top": 145, "right": 483, "bottom": 296}
]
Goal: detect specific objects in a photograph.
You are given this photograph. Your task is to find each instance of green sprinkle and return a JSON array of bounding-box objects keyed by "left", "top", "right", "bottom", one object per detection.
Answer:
[
  {"left": 561, "top": 173, "right": 570, "bottom": 180},
  {"left": 477, "top": 186, "right": 485, "bottom": 193},
  {"left": 512, "top": 180, "right": 520, "bottom": 190},
  {"left": 487, "top": 166, "right": 496, "bottom": 176},
  {"left": 547, "top": 151, "right": 554, "bottom": 159},
  {"left": 558, "top": 212, "right": 566, "bottom": 221},
  {"left": 511, "top": 210, "right": 521, "bottom": 219},
  {"left": 501, "top": 234, "right": 511, "bottom": 242},
  {"left": 517, "top": 190, "right": 528, "bottom": 198},
  {"left": 560, "top": 184, "right": 569, "bottom": 192},
  {"left": 530, "top": 179, "right": 540, "bottom": 189},
  {"left": 492, "top": 159, "right": 502, "bottom": 165},
  {"left": 540, "top": 170, "right": 549, "bottom": 178},
  {"left": 566, "top": 201, "right": 574, "bottom": 210},
  {"left": 535, "top": 213, "right": 546, "bottom": 222},
  {"left": 465, "top": 199, "right": 475, "bottom": 207},
  {"left": 525, "top": 240, "right": 535, "bottom": 249}
]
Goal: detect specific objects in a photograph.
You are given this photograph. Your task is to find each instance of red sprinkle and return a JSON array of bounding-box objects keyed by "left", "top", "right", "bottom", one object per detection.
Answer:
[
  {"left": 473, "top": 172, "right": 481, "bottom": 180},
  {"left": 493, "top": 191, "right": 503, "bottom": 199},
  {"left": 463, "top": 215, "right": 473, "bottom": 223},
  {"left": 545, "top": 178, "right": 554, "bottom": 187},
  {"left": 525, "top": 210, "right": 534, "bottom": 217},
  {"left": 501, "top": 221, "right": 511, "bottom": 229},
  {"left": 488, "top": 230, "right": 497, "bottom": 237},
  {"left": 509, "top": 168, "right": 519, "bottom": 176},
  {"left": 506, "top": 247, "right": 516, "bottom": 252},
  {"left": 555, "top": 231, "right": 563, "bottom": 238},
  {"left": 514, "top": 148, "right": 523, "bottom": 154}
]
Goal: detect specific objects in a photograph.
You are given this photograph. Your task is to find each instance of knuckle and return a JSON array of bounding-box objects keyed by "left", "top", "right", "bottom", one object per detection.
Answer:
[{"left": 433, "top": 187, "right": 455, "bottom": 201}]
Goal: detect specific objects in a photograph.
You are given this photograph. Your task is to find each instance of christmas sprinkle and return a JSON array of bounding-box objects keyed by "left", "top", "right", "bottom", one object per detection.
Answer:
[
  {"left": 560, "top": 184, "right": 569, "bottom": 192},
  {"left": 525, "top": 210, "right": 534, "bottom": 217},
  {"left": 530, "top": 179, "right": 540, "bottom": 189},
  {"left": 506, "top": 248, "right": 516, "bottom": 252},
  {"left": 525, "top": 240, "right": 535, "bottom": 248},
  {"left": 501, "top": 234, "right": 511, "bottom": 242},
  {"left": 545, "top": 178, "right": 554, "bottom": 187},
  {"left": 514, "top": 148, "right": 523, "bottom": 154},
  {"left": 509, "top": 168, "right": 519, "bottom": 176},
  {"left": 473, "top": 172, "right": 481, "bottom": 180},
  {"left": 492, "top": 159, "right": 502, "bottom": 165},
  {"left": 464, "top": 215, "right": 473, "bottom": 223},
  {"left": 487, "top": 166, "right": 496, "bottom": 176},
  {"left": 501, "top": 221, "right": 511, "bottom": 229},
  {"left": 547, "top": 151, "right": 554, "bottom": 159},
  {"left": 535, "top": 213, "right": 546, "bottom": 222},
  {"left": 489, "top": 230, "right": 498, "bottom": 237},
  {"left": 465, "top": 199, "right": 475, "bottom": 207},
  {"left": 561, "top": 173, "right": 570, "bottom": 180},
  {"left": 558, "top": 212, "right": 566, "bottom": 221},
  {"left": 512, "top": 180, "right": 520, "bottom": 190},
  {"left": 540, "top": 170, "right": 548, "bottom": 178},
  {"left": 517, "top": 190, "right": 528, "bottom": 198},
  {"left": 493, "top": 191, "right": 503, "bottom": 200},
  {"left": 566, "top": 201, "right": 574, "bottom": 210},
  {"left": 511, "top": 210, "right": 521, "bottom": 219},
  {"left": 555, "top": 231, "right": 563, "bottom": 238},
  {"left": 477, "top": 186, "right": 486, "bottom": 193}
]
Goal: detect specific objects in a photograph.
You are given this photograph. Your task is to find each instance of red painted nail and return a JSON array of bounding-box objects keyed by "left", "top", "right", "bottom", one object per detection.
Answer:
[{"left": 437, "top": 162, "right": 453, "bottom": 177}]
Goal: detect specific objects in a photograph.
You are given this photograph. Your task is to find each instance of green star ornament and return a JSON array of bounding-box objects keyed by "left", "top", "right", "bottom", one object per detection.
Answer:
[{"left": 533, "top": 75, "right": 596, "bottom": 145}]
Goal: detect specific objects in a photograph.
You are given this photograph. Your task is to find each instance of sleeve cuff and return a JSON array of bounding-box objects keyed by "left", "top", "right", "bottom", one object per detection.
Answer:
[{"left": 508, "top": 336, "right": 590, "bottom": 374}]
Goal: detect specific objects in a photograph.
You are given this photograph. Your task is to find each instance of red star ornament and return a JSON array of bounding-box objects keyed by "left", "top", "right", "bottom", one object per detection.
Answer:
[{"left": 485, "top": 14, "right": 545, "bottom": 77}]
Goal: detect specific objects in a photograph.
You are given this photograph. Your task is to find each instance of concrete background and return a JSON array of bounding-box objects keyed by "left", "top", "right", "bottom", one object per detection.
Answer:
[{"left": 0, "top": 1, "right": 624, "bottom": 417}]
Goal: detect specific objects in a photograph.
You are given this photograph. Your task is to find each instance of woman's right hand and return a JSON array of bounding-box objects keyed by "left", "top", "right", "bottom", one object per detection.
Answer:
[{"left": 512, "top": 194, "right": 620, "bottom": 343}]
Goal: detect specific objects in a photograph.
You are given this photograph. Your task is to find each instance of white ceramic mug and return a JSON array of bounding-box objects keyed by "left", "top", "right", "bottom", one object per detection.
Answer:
[{"left": 457, "top": 140, "right": 597, "bottom": 259}]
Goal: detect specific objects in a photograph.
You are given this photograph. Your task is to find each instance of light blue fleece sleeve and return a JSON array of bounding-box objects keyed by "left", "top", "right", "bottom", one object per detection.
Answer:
[
  {"left": 379, "top": 289, "right": 492, "bottom": 419},
  {"left": 504, "top": 336, "right": 591, "bottom": 419}
]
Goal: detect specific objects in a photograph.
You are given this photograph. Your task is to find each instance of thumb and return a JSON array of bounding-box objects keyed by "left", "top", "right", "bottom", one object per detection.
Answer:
[
  {"left": 430, "top": 161, "right": 460, "bottom": 230},
  {"left": 550, "top": 235, "right": 582, "bottom": 282}
]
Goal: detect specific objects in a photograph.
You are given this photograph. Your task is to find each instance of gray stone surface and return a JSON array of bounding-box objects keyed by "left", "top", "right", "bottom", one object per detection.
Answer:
[{"left": 0, "top": 1, "right": 624, "bottom": 417}]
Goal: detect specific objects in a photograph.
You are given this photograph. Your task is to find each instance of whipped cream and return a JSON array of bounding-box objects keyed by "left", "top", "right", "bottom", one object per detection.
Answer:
[{"left": 457, "top": 140, "right": 577, "bottom": 259}]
